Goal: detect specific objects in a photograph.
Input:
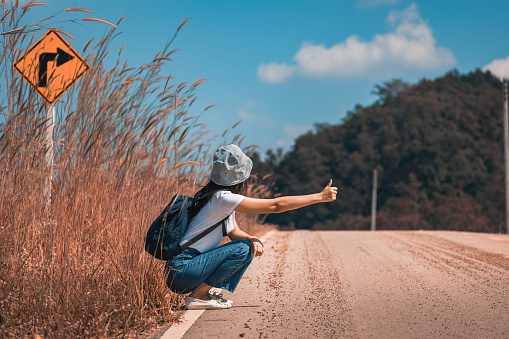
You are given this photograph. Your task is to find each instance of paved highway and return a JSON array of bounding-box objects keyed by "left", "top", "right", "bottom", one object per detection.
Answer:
[{"left": 179, "top": 230, "right": 509, "bottom": 338}]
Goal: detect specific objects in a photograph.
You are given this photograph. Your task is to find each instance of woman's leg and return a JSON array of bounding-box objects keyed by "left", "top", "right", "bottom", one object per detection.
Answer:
[
  {"left": 203, "top": 240, "right": 253, "bottom": 293},
  {"left": 188, "top": 282, "right": 213, "bottom": 299},
  {"left": 166, "top": 239, "right": 253, "bottom": 294}
]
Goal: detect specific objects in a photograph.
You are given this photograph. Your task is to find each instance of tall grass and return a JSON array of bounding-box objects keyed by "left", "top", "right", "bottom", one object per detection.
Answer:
[{"left": 0, "top": 2, "right": 269, "bottom": 337}]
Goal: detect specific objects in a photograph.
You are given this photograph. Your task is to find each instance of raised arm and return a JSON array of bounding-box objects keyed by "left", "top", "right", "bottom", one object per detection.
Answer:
[{"left": 235, "top": 179, "right": 337, "bottom": 214}]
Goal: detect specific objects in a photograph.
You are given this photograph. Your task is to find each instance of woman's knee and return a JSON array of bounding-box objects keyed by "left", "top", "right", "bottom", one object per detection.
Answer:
[{"left": 230, "top": 239, "right": 252, "bottom": 258}]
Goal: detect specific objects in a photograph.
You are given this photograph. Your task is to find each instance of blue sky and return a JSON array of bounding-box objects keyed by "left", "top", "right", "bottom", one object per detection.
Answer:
[{"left": 14, "top": 0, "right": 509, "bottom": 156}]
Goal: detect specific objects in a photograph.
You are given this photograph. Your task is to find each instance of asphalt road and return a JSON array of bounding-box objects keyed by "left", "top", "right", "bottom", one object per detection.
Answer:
[{"left": 181, "top": 230, "right": 509, "bottom": 338}]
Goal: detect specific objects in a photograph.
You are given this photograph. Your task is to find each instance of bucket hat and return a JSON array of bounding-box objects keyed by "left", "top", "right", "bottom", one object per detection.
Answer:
[{"left": 210, "top": 144, "right": 252, "bottom": 186}]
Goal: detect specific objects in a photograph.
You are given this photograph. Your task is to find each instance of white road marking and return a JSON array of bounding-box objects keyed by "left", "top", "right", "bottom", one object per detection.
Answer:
[
  {"left": 159, "top": 310, "right": 204, "bottom": 339},
  {"left": 158, "top": 230, "right": 276, "bottom": 339}
]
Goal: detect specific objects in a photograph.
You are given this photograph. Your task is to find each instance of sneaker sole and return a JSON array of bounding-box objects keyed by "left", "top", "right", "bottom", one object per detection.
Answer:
[{"left": 186, "top": 304, "right": 231, "bottom": 310}]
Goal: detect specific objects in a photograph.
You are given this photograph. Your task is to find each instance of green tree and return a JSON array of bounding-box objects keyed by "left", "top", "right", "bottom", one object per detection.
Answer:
[{"left": 253, "top": 70, "right": 504, "bottom": 232}]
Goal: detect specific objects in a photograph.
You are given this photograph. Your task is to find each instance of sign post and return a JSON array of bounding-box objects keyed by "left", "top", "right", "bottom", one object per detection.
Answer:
[
  {"left": 371, "top": 169, "right": 378, "bottom": 231},
  {"left": 13, "top": 30, "right": 89, "bottom": 210},
  {"left": 504, "top": 79, "right": 509, "bottom": 234},
  {"left": 44, "top": 105, "right": 55, "bottom": 210}
]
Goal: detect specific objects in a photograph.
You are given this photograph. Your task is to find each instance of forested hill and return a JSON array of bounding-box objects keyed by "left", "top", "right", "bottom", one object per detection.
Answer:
[{"left": 252, "top": 70, "right": 505, "bottom": 233}]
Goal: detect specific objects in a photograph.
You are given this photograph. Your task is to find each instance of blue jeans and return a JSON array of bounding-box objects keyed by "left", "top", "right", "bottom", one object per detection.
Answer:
[{"left": 165, "top": 239, "right": 253, "bottom": 294}]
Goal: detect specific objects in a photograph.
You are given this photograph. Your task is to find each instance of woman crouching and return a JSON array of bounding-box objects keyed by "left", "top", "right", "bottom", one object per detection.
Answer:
[{"left": 165, "top": 144, "right": 337, "bottom": 309}]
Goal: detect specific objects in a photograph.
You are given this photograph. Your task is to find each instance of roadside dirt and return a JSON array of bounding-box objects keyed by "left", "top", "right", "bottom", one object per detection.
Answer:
[{"left": 181, "top": 231, "right": 509, "bottom": 338}]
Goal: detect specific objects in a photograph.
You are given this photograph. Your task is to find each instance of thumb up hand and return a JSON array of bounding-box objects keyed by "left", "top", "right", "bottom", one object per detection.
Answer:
[{"left": 320, "top": 179, "right": 338, "bottom": 202}]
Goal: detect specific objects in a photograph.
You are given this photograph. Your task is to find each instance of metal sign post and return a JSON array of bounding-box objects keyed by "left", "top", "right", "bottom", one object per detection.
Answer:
[
  {"left": 504, "top": 79, "right": 509, "bottom": 234},
  {"left": 44, "top": 104, "right": 55, "bottom": 210},
  {"left": 371, "top": 169, "right": 378, "bottom": 231}
]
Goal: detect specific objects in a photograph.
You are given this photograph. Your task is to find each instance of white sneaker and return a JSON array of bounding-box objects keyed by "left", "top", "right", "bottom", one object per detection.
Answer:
[
  {"left": 208, "top": 292, "right": 233, "bottom": 305},
  {"left": 185, "top": 297, "right": 231, "bottom": 310}
]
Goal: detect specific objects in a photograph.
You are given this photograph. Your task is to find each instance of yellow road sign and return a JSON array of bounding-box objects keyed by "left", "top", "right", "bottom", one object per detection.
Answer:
[{"left": 13, "top": 29, "right": 90, "bottom": 104}]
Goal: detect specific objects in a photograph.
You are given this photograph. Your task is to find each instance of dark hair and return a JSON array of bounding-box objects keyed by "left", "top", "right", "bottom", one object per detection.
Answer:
[{"left": 190, "top": 180, "right": 248, "bottom": 219}]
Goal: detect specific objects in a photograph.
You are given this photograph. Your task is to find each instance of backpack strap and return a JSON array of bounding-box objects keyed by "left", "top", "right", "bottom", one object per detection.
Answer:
[{"left": 181, "top": 215, "right": 230, "bottom": 250}]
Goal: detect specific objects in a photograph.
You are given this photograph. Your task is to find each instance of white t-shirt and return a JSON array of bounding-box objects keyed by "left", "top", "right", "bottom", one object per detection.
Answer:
[{"left": 179, "top": 191, "right": 245, "bottom": 253}]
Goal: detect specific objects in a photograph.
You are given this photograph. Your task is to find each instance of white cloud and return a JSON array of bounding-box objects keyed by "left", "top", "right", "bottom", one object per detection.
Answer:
[
  {"left": 257, "top": 63, "right": 296, "bottom": 84},
  {"left": 276, "top": 122, "right": 312, "bottom": 150},
  {"left": 483, "top": 57, "right": 509, "bottom": 79},
  {"left": 257, "top": 4, "right": 456, "bottom": 83},
  {"left": 260, "top": 115, "right": 275, "bottom": 128},
  {"left": 283, "top": 122, "right": 312, "bottom": 138},
  {"left": 238, "top": 108, "right": 255, "bottom": 122},
  {"left": 237, "top": 101, "right": 274, "bottom": 128},
  {"left": 357, "top": 0, "right": 399, "bottom": 8},
  {"left": 276, "top": 139, "right": 290, "bottom": 148}
]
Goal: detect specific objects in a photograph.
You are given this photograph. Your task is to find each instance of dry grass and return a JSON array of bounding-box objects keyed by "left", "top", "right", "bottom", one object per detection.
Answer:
[{"left": 0, "top": 2, "right": 270, "bottom": 337}]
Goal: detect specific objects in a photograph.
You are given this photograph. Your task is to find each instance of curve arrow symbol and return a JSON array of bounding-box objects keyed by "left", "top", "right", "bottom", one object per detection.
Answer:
[{"left": 38, "top": 48, "right": 75, "bottom": 88}]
